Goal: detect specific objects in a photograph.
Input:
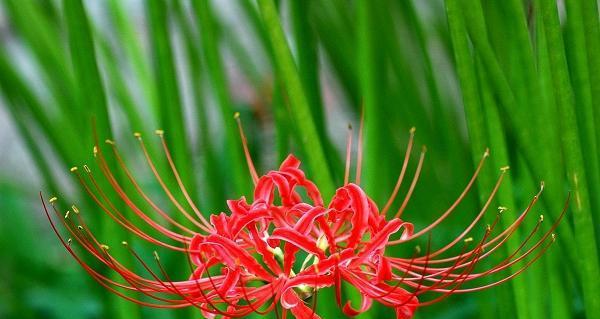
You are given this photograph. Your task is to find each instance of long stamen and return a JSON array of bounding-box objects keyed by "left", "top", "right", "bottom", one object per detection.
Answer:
[
  {"left": 152, "top": 251, "right": 224, "bottom": 312},
  {"left": 396, "top": 234, "right": 433, "bottom": 307},
  {"left": 398, "top": 165, "right": 509, "bottom": 252},
  {"left": 393, "top": 145, "right": 426, "bottom": 219},
  {"left": 156, "top": 130, "right": 213, "bottom": 229},
  {"left": 183, "top": 245, "right": 232, "bottom": 316},
  {"left": 355, "top": 106, "right": 365, "bottom": 185},
  {"left": 96, "top": 129, "right": 209, "bottom": 233},
  {"left": 42, "top": 195, "right": 190, "bottom": 307},
  {"left": 407, "top": 181, "right": 544, "bottom": 264},
  {"left": 344, "top": 124, "right": 353, "bottom": 186},
  {"left": 135, "top": 133, "right": 212, "bottom": 232},
  {"left": 394, "top": 148, "right": 489, "bottom": 237},
  {"left": 235, "top": 112, "right": 260, "bottom": 185},
  {"left": 433, "top": 235, "right": 556, "bottom": 295},
  {"left": 102, "top": 142, "right": 207, "bottom": 235},
  {"left": 381, "top": 127, "right": 415, "bottom": 217},
  {"left": 374, "top": 246, "right": 421, "bottom": 299},
  {"left": 72, "top": 166, "right": 192, "bottom": 249}
]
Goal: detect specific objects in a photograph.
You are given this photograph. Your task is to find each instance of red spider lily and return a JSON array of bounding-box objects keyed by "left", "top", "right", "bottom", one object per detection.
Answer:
[{"left": 41, "top": 116, "right": 566, "bottom": 319}]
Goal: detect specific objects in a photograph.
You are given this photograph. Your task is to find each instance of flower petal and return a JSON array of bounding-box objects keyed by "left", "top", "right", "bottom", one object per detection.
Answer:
[
  {"left": 204, "top": 234, "right": 273, "bottom": 280},
  {"left": 269, "top": 227, "right": 325, "bottom": 259}
]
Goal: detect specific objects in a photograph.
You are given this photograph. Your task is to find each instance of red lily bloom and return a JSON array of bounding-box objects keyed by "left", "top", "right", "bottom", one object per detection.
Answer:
[{"left": 42, "top": 119, "right": 566, "bottom": 319}]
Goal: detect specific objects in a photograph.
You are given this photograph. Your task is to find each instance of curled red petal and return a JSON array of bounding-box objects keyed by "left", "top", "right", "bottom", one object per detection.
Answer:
[
  {"left": 269, "top": 227, "right": 325, "bottom": 259},
  {"left": 343, "top": 294, "right": 372, "bottom": 317},
  {"left": 204, "top": 234, "right": 273, "bottom": 280}
]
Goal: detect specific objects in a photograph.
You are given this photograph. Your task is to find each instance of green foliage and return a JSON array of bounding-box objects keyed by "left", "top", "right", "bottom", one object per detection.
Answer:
[{"left": 0, "top": 0, "right": 598, "bottom": 318}]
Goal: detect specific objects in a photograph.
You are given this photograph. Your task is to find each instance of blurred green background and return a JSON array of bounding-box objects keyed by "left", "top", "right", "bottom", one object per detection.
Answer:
[{"left": 0, "top": 0, "right": 598, "bottom": 318}]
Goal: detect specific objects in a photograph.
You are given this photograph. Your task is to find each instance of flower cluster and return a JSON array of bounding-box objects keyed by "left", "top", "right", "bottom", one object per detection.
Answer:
[{"left": 42, "top": 123, "right": 565, "bottom": 318}]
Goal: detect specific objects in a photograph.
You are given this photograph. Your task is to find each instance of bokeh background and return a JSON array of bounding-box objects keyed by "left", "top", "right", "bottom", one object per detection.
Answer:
[{"left": 0, "top": 0, "right": 598, "bottom": 318}]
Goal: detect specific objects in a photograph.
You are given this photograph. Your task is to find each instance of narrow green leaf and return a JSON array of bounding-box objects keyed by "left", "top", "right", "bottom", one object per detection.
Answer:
[
  {"left": 63, "top": 1, "right": 139, "bottom": 319},
  {"left": 539, "top": 0, "right": 600, "bottom": 316},
  {"left": 310, "top": 1, "right": 360, "bottom": 108},
  {"left": 192, "top": 0, "right": 252, "bottom": 198},
  {"left": 172, "top": 0, "right": 224, "bottom": 211},
  {"left": 4, "top": 0, "right": 78, "bottom": 117},
  {"left": 458, "top": 0, "right": 578, "bottom": 264},
  {"left": 146, "top": 0, "right": 197, "bottom": 198},
  {"left": 357, "top": 0, "right": 387, "bottom": 202},
  {"left": 257, "top": 0, "right": 335, "bottom": 198},
  {"left": 446, "top": 2, "right": 528, "bottom": 317},
  {"left": 581, "top": 0, "right": 600, "bottom": 196},
  {"left": 290, "top": 0, "right": 343, "bottom": 182},
  {"left": 107, "top": 0, "right": 157, "bottom": 120},
  {"left": 564, "top": 0, "right": 600, "bottom": 224}
]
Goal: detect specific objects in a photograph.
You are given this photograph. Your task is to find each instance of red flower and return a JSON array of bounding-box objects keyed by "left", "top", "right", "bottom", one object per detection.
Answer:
[{"left": 42, "top": 121, "right": 566, "bottom": 319}]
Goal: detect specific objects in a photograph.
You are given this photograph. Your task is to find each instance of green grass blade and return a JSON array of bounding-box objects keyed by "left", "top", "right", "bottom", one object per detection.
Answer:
[
  {"left": 581, "top": 0, "right": 600, "bottom": 191},
  {"left": 146, "top": 0, "right": 197, "bottom": 198},
  {"left": 171, "top": 0, "right": 225, "bottom": 212},
  {"left": 564, "top": 0, "right": 600, "bottom": 224},
  {"left": 0, "top": 52, "right": 82, "bottom": 165},
  {"left": 534, "top": 9, "right": 573, "bottom": 319},
  {"left": 310, "top": 1, "right": 360, "bottom": 108},
  {"left": 290, "top": 0, "right": 325, "bottom": 136},
  {"left": 539, "top": 0, "right": 600, "bottom": 316},
  {"left": 357, "top": 0, "right": 387, "bottom": 201},
  {"left": 95, "top": 34, "right": 146, "bottom": 133},
  {"left": 257, "top": 0, "right": 335, "bottom": 198},
  {"left": 63, "top": 1, "right": 139, "bottom": 319},
  {"left": 107, "top": 0, "right": 157, "bottom": 120},
  {"left": 459, "top": 0, "right": 578, "bottom": 258},
  {"left": 3, "top": 0, "right": 78, "bottom": 117},
  {"left": 290, "top": 0, "right": 343, "bottom": 182},
  {"left": 445, "top": 2, "right": 527, "bottom": 317},
  {"left": 192, "top": 0, "right": 252, "bottom": 198}
]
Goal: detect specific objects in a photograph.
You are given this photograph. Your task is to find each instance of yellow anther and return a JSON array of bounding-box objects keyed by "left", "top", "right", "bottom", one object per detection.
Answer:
[
  {"left": 233, "top": 112, "right": 240, "bottom": 119},
  {"left": 49, "top": 197, "right": 58, "bottom": 204},
  {"left": 484, "top": 148, "right": 490, "bottom": 157},
  {"left": 153, "top": 251, "right": 160, "bottom": 261},
  {"left": 121, "top": 241, "right": 128, "bottom": 246},
  {"left": 93, "top": 146, "right": 98, "bottom": 157},
  {"left": 421, "top": 145, "right": 427, "bottom": 153},
  {"left": 105, "top": 139, "right": 115, "bottom": 145},
  {"left": 133, "top": 132, "right": 142, "bottom": 139},
  {"left": 83, "top": 165, "right": 91, "bottom": 173},
  {"left": 316, "top": 235, "right": 329, "bottom": 251},
  {"left": 486, "top": 224, "right": 492, "bottom": 232},
  {"left": 464, "top": 237, "right": 474, "bottom": 243},
  {"left": 415, "top": 245, "right": 422, "bottom": 254},
  {"left": 500, "top": 165, "right": 510, "bottom": 172},
  {"left": 539, "top": 215, "right": 544, "bottom": 222},
  {"left": 100, "top": 244, "right": 110, "bottom": 250},
  {"left": 155, "top": 129, "right": 164, "bottom": 136},
  {"left": 410, "top": 126, "right": 416, "bottom": 134},
  {"left": 64, "top": 210, "right": 70, "bottom": 219},
  {"left": 70, "top": 166, "right": 78, "bottom": 172},
  {"left": 77, "top": 225, "right": 84, "bottom": 230},
  {"left": 67, "top": 238, "right": 73, "bottom": 245},
  {"left": 498, "top": 206, "right": 508, "bottom": 214},
  {"left": 72, "top": 205, "right": 80, "bottom": 214},
  {"left": 551, "top": 233, "right": 557, "bottom": 241}
]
